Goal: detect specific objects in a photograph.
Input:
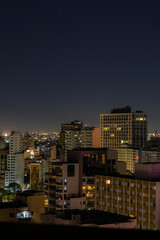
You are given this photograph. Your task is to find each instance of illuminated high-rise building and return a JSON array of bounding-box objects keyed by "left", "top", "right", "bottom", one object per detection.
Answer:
[
  {"left": 5, "top": 131, "right": 24, "bottom": 187},
  {"left": 59, "top": 120, "right": 100, "bottom": 151},
  {"left": 100, "top": 106, "right": 147, "bottom": 150},
  {"left": 59, "top": 120, "right": 83, "bottom": 150}
]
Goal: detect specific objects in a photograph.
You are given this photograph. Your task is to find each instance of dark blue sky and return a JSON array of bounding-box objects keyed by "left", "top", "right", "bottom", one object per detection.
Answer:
[{"left": 0, "top": 0, "right": 160, "bottom": 132}]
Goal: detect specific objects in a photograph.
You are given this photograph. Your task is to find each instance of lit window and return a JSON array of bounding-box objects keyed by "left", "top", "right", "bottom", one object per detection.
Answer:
[
  {"left": 102, "top": 154, "right": 105, "bottom": 165},
  {"left": 106, "top": 180, "right": 111, "bottom": 185},
  {"left": 104, "top": 127, "right": 110, "bottom": 131}
]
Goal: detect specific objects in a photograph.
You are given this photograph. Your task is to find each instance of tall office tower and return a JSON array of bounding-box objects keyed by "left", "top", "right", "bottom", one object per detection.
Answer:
[
  {"left": 100, "top": 106, "right": 147, "bottom": 150},
  {"left": 5, "top": 131, "right": 24, "bottom": 187}
]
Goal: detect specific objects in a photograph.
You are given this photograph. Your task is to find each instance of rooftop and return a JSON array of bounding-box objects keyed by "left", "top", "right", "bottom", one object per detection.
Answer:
[
  {"left": 0, "top": 201, "right": 27, "bottom": 209},
  {"left": 16, "top": 190, "right": 44, "bottom": 196},
  {"left": 94, "top": 168, "right": 160, "bottom": 182},
  {"left": 69, "top": 147, "right": 108, "bottom": 151},
  {"left": 55, "top": 209, "right": 136, "bottom": 225}
]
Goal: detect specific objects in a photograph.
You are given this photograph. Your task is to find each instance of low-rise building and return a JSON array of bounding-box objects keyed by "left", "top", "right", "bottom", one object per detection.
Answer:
[
  {"left": 95, "top": 174, "right": 160, "bottom": 230},
  {"left": 0, "top": 202, "right": 30, "bottom": 223},
  {"left": 16, "top": 190, "right": 45, "bottom": 223},
  {"left": 41, "top": 209, "right": 136, "bottom": 229}
]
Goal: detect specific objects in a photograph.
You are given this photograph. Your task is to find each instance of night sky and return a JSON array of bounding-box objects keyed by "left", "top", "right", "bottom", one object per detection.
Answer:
[{"left": 0, "top": 0, "right": 160, "bottom": 132}]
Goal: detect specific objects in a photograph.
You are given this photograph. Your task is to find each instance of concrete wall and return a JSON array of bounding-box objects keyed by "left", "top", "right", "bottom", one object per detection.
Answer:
[
  {"left": 92, "top": 128, "right": 101, "bottom": 148},
  {"left": 135, "top": 163, "right": 160, "bottom": 179},
  {"left": 15, "top": 153, "right": 24, "bottom": 186},
  {"left": 156, "top": 182, "right": 160, "bottom": 230},
  {"left": 62, "top": 163, "right": 79, "bottom": 196}
]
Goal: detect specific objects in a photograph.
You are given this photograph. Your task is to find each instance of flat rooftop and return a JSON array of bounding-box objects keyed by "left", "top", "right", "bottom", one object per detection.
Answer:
[
  {"left": 56, "top": 209, "right": 135, "bottom": 225},
  {"left": 0, "top": 201, "right": 27, "bottom": 209},
  {"left": 68, "top": 148, "right": 108, "bottom": 151},
  {"left": 16, "top": 190, "right": 44, "bottom": 196}
]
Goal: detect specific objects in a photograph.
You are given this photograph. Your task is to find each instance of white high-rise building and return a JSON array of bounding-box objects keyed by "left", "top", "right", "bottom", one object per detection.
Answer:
[
  {"left": 5, "top": 131, "right": 24, "bottom": 187},
  {"left": 100, "top": 106, "right": 147, "bottom": 150}
]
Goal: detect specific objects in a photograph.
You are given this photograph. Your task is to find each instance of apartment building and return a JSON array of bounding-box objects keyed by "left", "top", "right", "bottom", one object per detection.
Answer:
[
  {"left": 44, "top": 162, "right": 80, "bottom": 212},
  {"left": 140, "top": 137, "right": 160, "bottom": 163},
  {"left": 95, "top": 174, "right": 159, "bottom": 230},
  {"left": 59, "top": 120, "right": 83, "bottom": 149},
  {"left": 59, "top": 120, "right": 100, "bottom": 151},
  {"left": 100, "top": 106, "right": 147, "bottom": 150},
  {"left": 117, "top": 145, "right": 140, "bottom": 174},
  {"left": 81, "top": 176, "right": 95, "bottom": 209},
  {"left": 5, "top": 131, "right": 24, "bottom": 187},
  {"left": 16, "top": 190, "right": 45, "bottom": 223}
]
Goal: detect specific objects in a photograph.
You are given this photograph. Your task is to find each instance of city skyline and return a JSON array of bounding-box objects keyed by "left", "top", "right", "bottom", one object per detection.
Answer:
[{"left": 0, "top": 0, "right": 160, "bottom": 132}]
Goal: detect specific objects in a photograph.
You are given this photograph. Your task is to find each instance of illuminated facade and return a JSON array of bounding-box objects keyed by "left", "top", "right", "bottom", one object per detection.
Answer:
[
  {"left": 59, "top": 120, "right": 83, "bottom": 149},
  {"left": 95, "top": 174, "right": 160, "bottom": 230},
  {"left": 81, "top": 176, "right": 95, "bottom": 209},
  {"left": 59, "top": 120, "right": 100, "bottom": 151},
  {"left": 64, "top": 127, "right": 94, "bottom": 150},
  {"left": 100, "top": 106, "right": 147, "bottom": 150},
  {"left": 24, "top": 147, "right": 40, "bottom": 160},
  {"left": 117, "top": 146, "right": 140, "bottom": 173},
  {"left": 30, "top": 163, "right": 41, "bottom": 190},
  {"left": 5, "top": 131, "right": 24, "bottom": 187}
]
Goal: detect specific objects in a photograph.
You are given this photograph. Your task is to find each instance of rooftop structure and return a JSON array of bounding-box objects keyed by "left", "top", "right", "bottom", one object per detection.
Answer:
[{"left": 41, "top": 209, "right": 136, "bottom": 229}]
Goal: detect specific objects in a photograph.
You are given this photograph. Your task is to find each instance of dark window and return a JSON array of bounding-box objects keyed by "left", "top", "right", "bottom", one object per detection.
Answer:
[
  {"left": 10, "top": 213, "right": 15, "bottom": 218},
  {"left": 67, "top": 165, "right": 75, "bottom": 177}
]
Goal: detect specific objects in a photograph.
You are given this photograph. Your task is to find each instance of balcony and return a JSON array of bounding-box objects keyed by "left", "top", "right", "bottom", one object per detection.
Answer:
[
  {"left": 55, "top": 187, "right": 63, "bottom": 193},
  {"left": 55, "top": 195, "right": 62, "bottom": 200},
  {"left": 55, "top": 180, "right": 63, "bottom": 185}
]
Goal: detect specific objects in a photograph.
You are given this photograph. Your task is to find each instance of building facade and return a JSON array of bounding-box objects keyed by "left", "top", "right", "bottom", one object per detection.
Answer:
[
  {"left": 16, "top": 190, "right": 45, "bottom": 223},
  {"left": 95, "top": 174, "right": 160, "bottom": 230},
  {"left": 45, "top": 162, "right": 80, "bottom": 212},
  {"left": 59, "top": 120, "right": 83, "bottom": 149},
  {"left": 0, "top": 137, "right": 9, "bottom": 188},
  {"left": 5, "top": 131, "right": 24, "bottom": 187},
  {"left": 100, "top": 106, "right": 147, "bottom": 150},
  {"left": 117, "top": 145, "right": 140, "bottom": 174}
]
